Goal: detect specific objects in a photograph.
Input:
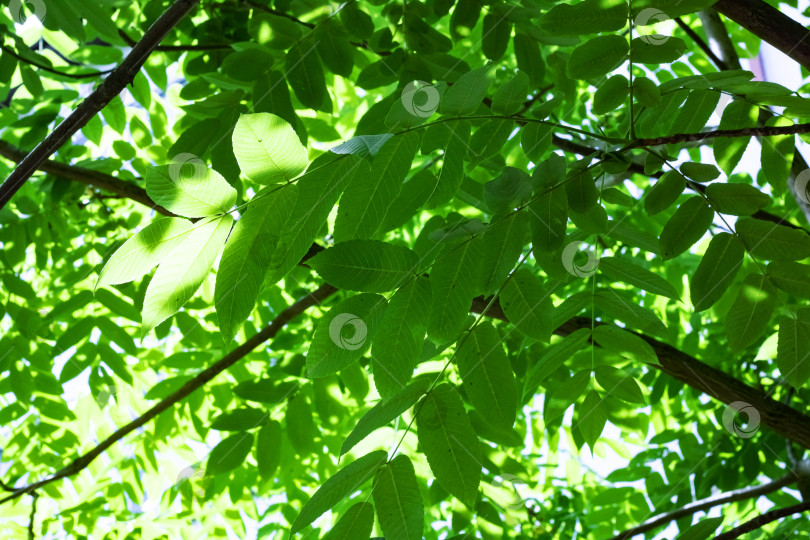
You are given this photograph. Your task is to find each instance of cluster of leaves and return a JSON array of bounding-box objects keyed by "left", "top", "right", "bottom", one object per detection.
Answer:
[{"left": 3, "top": 0, "right": 810, "bottom": 538}]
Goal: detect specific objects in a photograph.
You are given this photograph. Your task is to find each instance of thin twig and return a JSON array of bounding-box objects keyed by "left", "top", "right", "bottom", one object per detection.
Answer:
[{"left": 713, "top": 499, "right": 810, "bottom": 539}]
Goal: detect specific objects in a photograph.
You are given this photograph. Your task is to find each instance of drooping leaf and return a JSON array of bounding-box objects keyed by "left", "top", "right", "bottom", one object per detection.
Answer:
[
  {"left": 206, "top": 433, "right": 254, "bottom": 475},
  {"left": 307, "top": 293, "right": 387, "bottom": 378},
  {"left": 427, "top": 237, "right": 483, "bottom": 343},
  {"left": 216, "top": 185, "right": 298, "bottom": 341},
  {"left": 370, "top": 277, "right": 431, "bottom": 400},
  {"left": 593, "top": 75, "right": 628, "bottom": 115},
  {"left": 658, "top": 196, "right": 714, "bottom": 260},
  {"left": 372, "top": 455, "right": 424, "bottom": 540},
  {"left": 576, "top": 390, "right": 606, "bottom": 450},
  {"left": 286, "top": 39, "right": 327, "bottom": 110},
  {"left": 726, "top": 273, "right": 777, "bottom": 351},
  {"left": 290, "top": 450, "right": 388, "bottom": 534},
  {"left": 644, "top": 170, "right": 685, "bottom": 216},
  {"left": 594, "top": 366, "right": 645, "bottom": 404},
  {"left": 341, "top": 379, "right": 430, "bottom": 455},
  {"left": 286, "top": 394, "right": 318, "bottom": 455},
  {"left": 308, "top": 240, "right": 418, "bottom": 293},
  {"left": 761, "top": 116, "right": 795, "bottom": 190},
  {"left": 479, "top": 211, "right": 529, "bottom": 294},
  {"left": 96, "top": 217, "right": 195, "bottom": 289},
  {"left": 713, "top": 101, "right": 758, "bottom": 176},
  {"left": 777, "top": 309, "right": 810, "bottom": 390},
  {"left": 322, "top": 503, "right": 374, "bottom": 540},
  {"left": 416, "top": 384, "right": 481, "bottom": 506},
  {"left": 690, "top": 232, "right": 744, "bottom": 311},
  {"left": 523, "top": 328, "right": 591, "bottom": 400},
  {"left": 142, "top": 215, "right": 233, "bottom": 332},
  {"left": 456, "top": 322, "right": 518, "bottom": 429},
  {"left": 145, "top": 165, "right": 237, "bottom": 218},
  {"left": 499, "top": 267, "right": 553, "bottom": 342},
  {"left": 231, "top": 113, "right": 308, "bottom": 185},
  {"left": 256, "top": 420, "right": 283, "bottom": 478},
  {"left": 334, "top": 132, "right": 419, "bottom": 242}
]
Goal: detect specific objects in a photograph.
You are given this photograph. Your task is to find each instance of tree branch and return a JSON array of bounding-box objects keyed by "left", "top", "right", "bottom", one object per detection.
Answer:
[
  {"left": 714, "top": 0, "right": 810, "bottom": 72},
  {"left": 0, "top": 283, "right": 337, "bottom": 505},
  {"left": 713, "top": 499, "right": 810, "bottom": 539},
  {"left": 631, "top": 122, "right": 810, "bottom": 148},
  {"left": 0, "top": 0, "right": 202, "bottom": 212},
  {"left": 697, "top": 9, "right": 742, "bottom": 70},
  {"left": 0, "top": 44, "right": 111, "bottom": 79},
  {"left": 674, "top": 18, "right": 728, "bottom": 70},
  {"left": 0, "top": 141, "right": 177, "bottom": 217},
  {"left": 27, "top": 491, "right": 38, "bottom": 540},
  {"left": 607, "top": 473, "right": 796, "bottom": 539}
]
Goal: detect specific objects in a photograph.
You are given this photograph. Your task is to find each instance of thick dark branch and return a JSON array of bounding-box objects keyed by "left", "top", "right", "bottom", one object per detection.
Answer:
[
  {"left": 0, "top": 0, "right": 202, "bottom": 211},
  {"left": 470, "top": 299, "right": 810, "bottom": 450},
  {"left": 0, "top": 141, "right": 176, "bottom": 217},
  {"left": 632, "top": 123, "right": 810, "bottom": 148},
  {"left": 0, "top": 284, "right": 337, "bottom": 504},
  {"left": 713, "top": 499, "right": 810, "bottom": 539},
  {"left": 608, "top": 473, "right": 796, "bottom": 540},
  {"left": 714, "top": 0, "right": 810, "bottom": 72},
  {"left": 0, "top": 44, "right": 110, "bottom": 79}
]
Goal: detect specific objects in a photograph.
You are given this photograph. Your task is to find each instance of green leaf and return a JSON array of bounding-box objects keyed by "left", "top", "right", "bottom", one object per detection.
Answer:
[
  {"left": 680, "top": 162, "right": 720, "bottom": 182},
  {"left": 483, "top": 167, "right": 532, "bottom": 214},
  {"left": 423, "top": 120, "right": 470, "bottom": 207},
  {"left": 267, "top": 155, "right": 366, "bottom": 284},
  {"left": 668, "top": 90, "right": 721, "bottom": 135},
  {"left": 341, "top": 380, "right": 429, "bottom": 455},
  {"left": 594, "top": 366, "right": 645, "bottom": 404},
  {"left": 726, "top": 273, "right": 777, "bottom": 351},
  {"left": 145, "top": 165, "right": 237, "bottom": 218},
  {"left": 777, "top": 309, "right": 810, "bottom": 390},
  {"left": 231, "top": 113, "right": 308, "bottom": 185},
  {"left": 705, "top": 183, "right": 771, "bottom": 216},
  {"left": 210, "top": 408, "right": 267, "bottom": 431},
  {"left": 427, "top": 237, "right": 483, "bottom": 343},
  {"left": 307, "top": 293, "right": 388, "bottom": 378},
  {"left": 469, "top": 119, "right": 513, "bottom": 167},
  {"left": 566, "top": 35, "right": 628, "bottom": 81},
  {"left": 256, "top": 420, "right": 283, "bottom": 478},
  {"left": 576, "top": 390, "right": 606, "bottom": 450},
  {"left": 290, "top": 450, "right": 388, "bottom": 534},
  {"left": 761, "top": 116, "right": 795, "bottom": 190},
  {"left": 308, "top": 240, "right": 418, "bottom": 293},
  {"left": 736, "top": 217, "right": 810, "bottom": 261},
  {"left": 513, "top": 32, "right": 545, "bottom": 87},
  {"left": 439, "top": 65, "right": 493, "bottom": 116},
  {"left": 479, "top": 212, "right": 529, "bottom": 294},
  {"left": 768, "top": 262, "right": 810, "bottom": 298},
  {"left": 565, "top": 169, "right": 598, "bottom": 213},
  {"left": 713, "top": 101, "right": 758, "bottom": 176},
  {"left": 529, "top": 188, "right": 568, "bottom": 253},
  {"left": 456, "top": 322, "right": 518, "bottom": 429},
  {"left": 340, "top": 4, "right": 374, "bottom": 40},
  {"left": 539, "top": 0, "right": 626, "bottom": 36},
  {"left": 499, "top": 267, "right": 553, "bottom": 342},
  {"left": 482, "top": 12, "right": 511, "bottom": 61},
  {"left": 316, "top": 19, "right": 354, "bottom": 77},
  {"left": 416, "top": 384, "right": 481, "bottom": 506},
  {"left": 591, "top": 325, "right": 658, "bottom": 365},
  {"left": 286, "top": 39, "right": 327, "bottom": 110},
  {"left": 142, "top": 215, "right": 233, "bottom": 332},
  {"left": 286, "top": 394, "right": 318, "bottom": 455},
  {"left": 594, "top": 290, "right": 668, "bottom": 339},
  {"left": 334, "top": 132, "right": 419, "bottom": 242},
  {"left": 96, "top": 217, "right": 195, "bottom": 288},
  {"left": 690, "top": 233, "right": 744, "bottom": 311},
  {"left": 370, "top": 277, "right": 432, "bottom": 400},
  {"left": 658, "top": 196, "right": 714, "bottom": 260},
  {"left": 234, "top": 379, "right": 299, "bottom": 403},
  {"left": 322, "top": 503, "right": 374, "bottom": 540},
  {"left": 216, "top": 185, "right": 298, "bottom": 342},
  {"left": 372, "top": 455, "right": 424, "bottom": 540},
  {"left": 331, "top": 134, "right": 393, "bottom": 158},
  {"left": 521, "top": 123, "right": 554, "bottom": 162},
  {"left": 492, "top": 71, "right": 528, "bottom": 115},
  {"left": 598, "top": 256, "right": 679, "bottom": 299},
  {"left": 631, "top": 37, "right": 687, "bottom": 65},
  {"left": 524, "top": 328, "right": 591, "bottom": 400},
  {"left": 593, "top": 75, "right": 628, "bottom": 115},
  {"left": 206, "top": 433, "right": 254, "bottom": 475},
  {"left": 675, "top": 516, "right": 724, "bottom": 540},
  {"left": 633, "top": 76, "right": 661, "bottom": 107},
  {"left": 644, "top": 170, "right": 685, "bottom": 216}
]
